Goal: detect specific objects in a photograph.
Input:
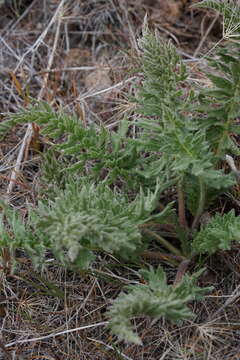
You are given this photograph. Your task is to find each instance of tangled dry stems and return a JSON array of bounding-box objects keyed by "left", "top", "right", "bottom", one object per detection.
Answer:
[{"left": 0, "top": 0, "right": 240, "bottom": 359}]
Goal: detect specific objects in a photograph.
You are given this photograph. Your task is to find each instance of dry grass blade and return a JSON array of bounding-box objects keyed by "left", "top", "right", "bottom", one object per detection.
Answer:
[
  {"left": 37, "top": 0, "right": 66, "bottom": 101},
  {"left": 6, "top": 0, "right": 66, "bottom": 197},
  {"left": 6, "top": 123, "right": 33, "bottom": 196},
  {"left": 5, "top": 321, "right": 108, "bottom": 348},
  {"left": 0, "top": 1, "right": 240, "bottom": 359}
]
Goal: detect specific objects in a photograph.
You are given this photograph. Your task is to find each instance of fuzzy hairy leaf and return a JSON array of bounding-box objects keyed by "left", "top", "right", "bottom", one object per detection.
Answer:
[
  {"left": 2, "top": 103, "right": 142, "bottom": 188},
  {"left": 137, "top": 26, "right": 188, "bottom": 119},
  {"left": 138, "top": 107, "right": 235, "bottom": 189},
  {"left": 184, "top": 175, "right": 232, "bottom": 216},
  {"left": 195, "top": 0, "right": 240, "bottom": 38},
  {"left": 33, "top": 180, "right": 173, "bottom": 268},
  {"left": 0, "top": 201, "right": 48, "bottom": 266},
  {"left": 192, "top": 210, "right": 240, "bottom": 255},
  {"left": 1, "top": 9, "right": 240, "bottom": 345},
  {"left": 107, "top": 267, "right": 212, "bottom": 344},
  {"left": 135, "top": 27, "right": 237, "bottom": 192},
  {"left": 195, "top": 44, "right": 240, "bottom": 156}
]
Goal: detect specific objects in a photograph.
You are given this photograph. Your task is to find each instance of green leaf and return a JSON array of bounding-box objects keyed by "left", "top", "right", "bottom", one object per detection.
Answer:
[
  {"left": 195, "top": 1, "right": 240, "bottom": 37},
  {"left": 192, "top": 210, "right": 240, "bottom": 255},
  {"left": 32, "top": 180, "right": 172, "bottom": 268},
  {"left": 107, "top": 267, "right": 212, "bottom": 344},
  {"left": 206, "top": 73, "right": 233, "bottom": 91},
  {"left": 0, "top": 201, "right": 47, "bottom": 267}
]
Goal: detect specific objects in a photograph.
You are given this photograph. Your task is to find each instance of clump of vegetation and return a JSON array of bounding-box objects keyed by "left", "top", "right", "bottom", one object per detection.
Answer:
[{"left": 1, "top": 0, "right": 240, "bottom": 345}]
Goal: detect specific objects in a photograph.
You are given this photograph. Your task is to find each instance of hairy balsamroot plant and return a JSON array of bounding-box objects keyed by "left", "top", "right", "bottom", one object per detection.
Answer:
[{"left": 1, "top": 0, "right": 240, "bottom": 345}]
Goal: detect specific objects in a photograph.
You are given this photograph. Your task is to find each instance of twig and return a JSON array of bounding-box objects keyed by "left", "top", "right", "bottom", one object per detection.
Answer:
[
  {"left": 5, "top": 321, "right": 108, "bottom": 348},
  {"left": 0, "top": 338, "right": 11, "bottom": 360},
  {"left": 0, "top": 173, "right": 33, "bottom": 192},
  {"left": 194, "top": 13, "right": 220, "bottom": 57},
  {"left": 6, "top": 124, "right": 33, "bottom": 195},
  {"left": 6, "top": 0, "right": 66, "bottom": 197},
  {"left": 119, "top": 0, "right": 139, "bottom": 53},
  {"left": 0, "top": 157, "right": 41, "bottom": 172},
  {"left": 35, "top": 65, "right": 127, "bottom": 74},
  {"left": 4, "top": 0, "right": 38, "bottom": 35},
  {"left": 38, "top": 0, "right": 64, "bottom": 100},
  {"left": 207, "top": 284, "right": 240, "bottom": 321},
  {"left": 88, "top": 337, "right": 133, "bottom": 360},
  {"left": 78, "top": 76, "right": 136, "bottom": 101},
  {"left": 14, "top": 0, "right": 66, "bottom": 72},
  {"left": 0, "top": 36, "right": 21, "bottom": 62}
]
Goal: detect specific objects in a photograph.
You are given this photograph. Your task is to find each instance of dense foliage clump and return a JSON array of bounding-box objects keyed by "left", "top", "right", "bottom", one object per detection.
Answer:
[{"left": 1, "top": 0, "right": 240, "bottom": 344}]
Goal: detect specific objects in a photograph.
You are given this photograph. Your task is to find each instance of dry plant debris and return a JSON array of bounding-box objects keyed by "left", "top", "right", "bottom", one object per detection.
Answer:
[{"left": 0, "top": 0, "right": 240, "bottom": 359}]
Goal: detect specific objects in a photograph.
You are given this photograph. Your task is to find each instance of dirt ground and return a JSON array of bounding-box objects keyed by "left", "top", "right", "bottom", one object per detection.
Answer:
[{"left": 0, "top": 1, "right": 240, "bottom": 359}]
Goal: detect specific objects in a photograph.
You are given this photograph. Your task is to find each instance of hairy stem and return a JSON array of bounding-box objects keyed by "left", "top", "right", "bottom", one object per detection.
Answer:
[
  {"left": 139, "top": 222, "right": 176, "bottom": 233},
  {"left": 191, "top": 176, "right": 206, "bottom": 230},
  {"left": 142, "top": 250, "right": 184, "bottom": 267},
  {"left": 177, "top": 178, "right": 188, "bottom": 231},
  {"left": 142, "top": 229, "right": 183, "bottom": 257},
  {"left": 173, "top": 259, "right": 191, "bottom": 286},
  {"left": 216, "top": 91, "right": 237, "bottom": 157}
]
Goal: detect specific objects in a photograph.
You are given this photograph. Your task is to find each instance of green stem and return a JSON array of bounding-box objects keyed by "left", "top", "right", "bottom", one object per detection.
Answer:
[
  {"left": 177, "top": 178, "right": 188, "bottom": 231},
  {"left": 216, "top": 131, "right": 227, "bottom": 158},
  {"left": 142, "top": 250, "right": 182, "bottom": 267},
  {"left": 216, "top": 95, "right": 236, "bottom": 157},
  {"left": 173, "top": 259, "right": 191, "bottom": 286},
  {"left": 139, "top": 222, "right": 176, "bottom": 233},
  {"left": 142, "top": 228, "right": 183, "bottom": 257},
  {"left": 191, "top": 176, "right": 206, "bottom": 230}
]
